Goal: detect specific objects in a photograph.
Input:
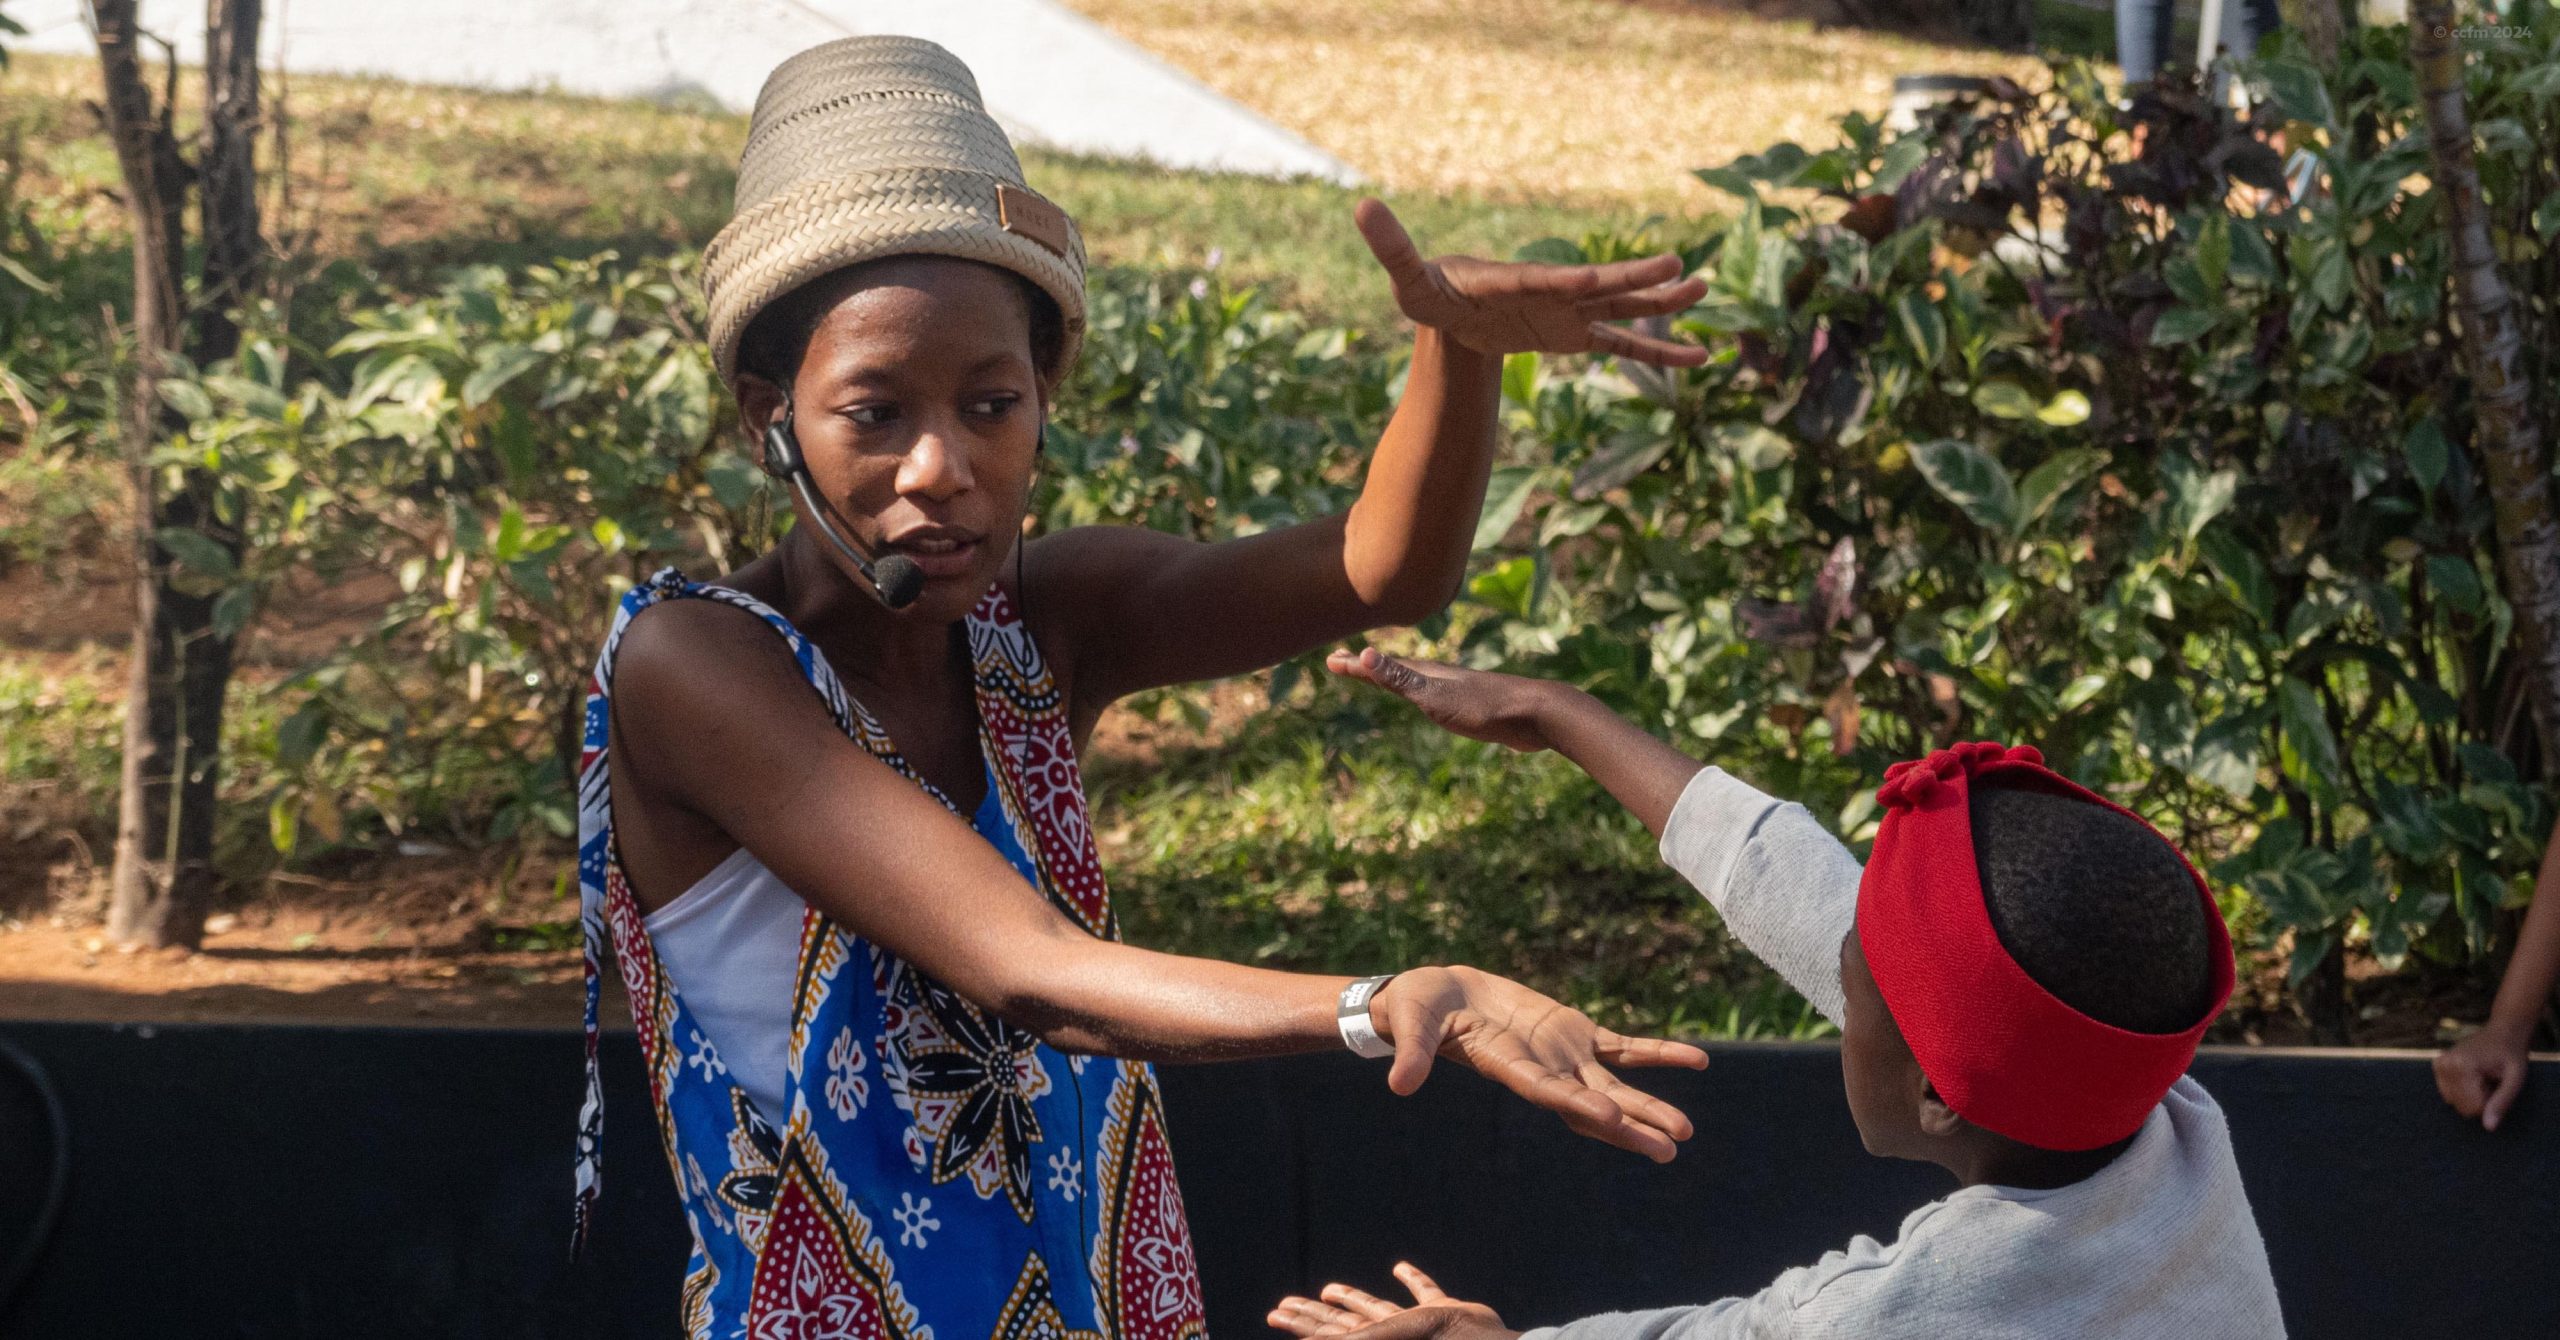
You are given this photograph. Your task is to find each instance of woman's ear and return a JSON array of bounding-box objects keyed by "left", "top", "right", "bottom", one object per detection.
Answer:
[
  {"left": 735, "top": 372, "right": 789, "bottom": 446},
  {"left": 1916, "top": 1076, "right": 1966, "bottom": 1138}
]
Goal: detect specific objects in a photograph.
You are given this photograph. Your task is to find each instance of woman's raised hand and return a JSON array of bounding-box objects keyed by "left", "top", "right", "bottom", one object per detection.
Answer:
[
  {"left": 1356, "top": 199, "right": 1708, "bottom": 367},
  {"left": 1371, "top": 964, "right": 1707, "bottom": 1162},
  {"left": 1270, "top": 1263, "right": 1510, "bottom": 1339}
]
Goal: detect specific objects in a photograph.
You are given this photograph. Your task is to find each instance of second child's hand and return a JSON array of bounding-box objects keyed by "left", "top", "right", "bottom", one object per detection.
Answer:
[
  {"left": 1270, "top": 1263, "right": 1516, "bottom": 1340},
  {"left": 1326, "top": 647, "right": 1705, "bottom": 839}
]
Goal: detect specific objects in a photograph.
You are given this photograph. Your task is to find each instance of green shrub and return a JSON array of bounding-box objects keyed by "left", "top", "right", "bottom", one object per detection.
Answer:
[{"left": 1470, "top": 24, "right": 2560, "bottom": 1025}]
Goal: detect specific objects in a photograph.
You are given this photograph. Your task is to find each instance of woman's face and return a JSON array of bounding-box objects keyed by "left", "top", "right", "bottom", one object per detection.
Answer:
[{"left": 758, "top": 256, "right": 1043, "bottom": 622}]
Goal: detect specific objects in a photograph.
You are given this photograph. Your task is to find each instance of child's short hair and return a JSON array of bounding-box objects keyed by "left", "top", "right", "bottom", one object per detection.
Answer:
[{"left": 1970, "top": 782, "right": 2216, "bottom": 1035}]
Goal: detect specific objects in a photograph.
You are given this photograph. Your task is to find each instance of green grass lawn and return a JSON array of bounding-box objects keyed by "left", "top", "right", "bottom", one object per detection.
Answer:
[
  {"left": 4, "top": 52, "right": 1638, "bottom": 332},
  {"left": 0, "top": 22, "right": 2059, "bottom": 1035}
]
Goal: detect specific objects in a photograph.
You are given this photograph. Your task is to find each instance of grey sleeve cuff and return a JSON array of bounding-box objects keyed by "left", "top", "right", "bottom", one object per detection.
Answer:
[{"left": 1657, "top": 767, "right": 1862, "bottom": 1028}]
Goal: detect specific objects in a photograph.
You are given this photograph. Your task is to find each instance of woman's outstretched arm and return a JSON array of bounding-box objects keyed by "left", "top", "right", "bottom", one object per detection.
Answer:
[
  {"left": 1026, "top": 202, "right": 1705, "bottom": 726},
  {"left": 610, "top": 598, "right": 1707, "bottom": 1160}
]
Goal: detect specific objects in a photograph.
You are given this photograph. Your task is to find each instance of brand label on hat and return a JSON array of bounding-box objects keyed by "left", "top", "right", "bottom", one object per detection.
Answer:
[{"left": 996, "top": 183, "right": 1072, "bottom": 259}]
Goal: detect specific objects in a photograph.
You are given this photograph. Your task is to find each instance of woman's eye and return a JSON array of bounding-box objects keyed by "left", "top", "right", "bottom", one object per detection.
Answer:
[
  {"left": 969, "top": 395, "right": 1021, "bottom": 418},
  {"left": 844, "top": 404, "right": 896, "bottom": 426}
]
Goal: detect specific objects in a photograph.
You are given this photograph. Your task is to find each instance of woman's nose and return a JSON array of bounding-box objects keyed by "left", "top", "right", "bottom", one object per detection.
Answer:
[{"left": 896, "top": 424, "right": 975, "bottom": 500}]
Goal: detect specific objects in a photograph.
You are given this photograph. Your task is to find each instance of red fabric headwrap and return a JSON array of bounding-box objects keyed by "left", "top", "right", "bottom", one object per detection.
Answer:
[{"left": 1855, "top": 740, "right": 2234, "bottom": 1151}]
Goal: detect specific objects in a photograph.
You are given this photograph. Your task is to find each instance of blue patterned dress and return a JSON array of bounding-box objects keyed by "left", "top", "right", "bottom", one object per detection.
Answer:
[{"left": 575, "top": 569, "right": 1210, "bottom": 1340}]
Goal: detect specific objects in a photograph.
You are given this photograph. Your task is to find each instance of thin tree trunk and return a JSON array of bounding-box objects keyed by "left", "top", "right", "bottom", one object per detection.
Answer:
[
  {"left": 95, "top": 0, "right": 196, "bottom": 947},
  {"left": 2411, "top": 5, "right": 2560, "bottom": 770},
  {"left": 95, "top": 0, "right": 264, "bottom": 949}
]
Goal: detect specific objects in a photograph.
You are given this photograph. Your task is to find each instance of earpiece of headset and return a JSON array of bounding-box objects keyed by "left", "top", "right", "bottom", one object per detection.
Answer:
[{"left": 760, "top": 396, "right": 803, "bottom": 480}]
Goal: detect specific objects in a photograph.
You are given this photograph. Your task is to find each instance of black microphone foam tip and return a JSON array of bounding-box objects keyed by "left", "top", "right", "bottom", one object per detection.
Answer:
[{"left": 873, "top": 555, "right": 927, "bottom": 609}]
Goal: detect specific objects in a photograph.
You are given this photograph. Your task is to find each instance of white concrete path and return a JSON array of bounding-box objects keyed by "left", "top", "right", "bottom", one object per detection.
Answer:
[{"left": 14, "top": 0, "right": 1361, "bottom": 184}]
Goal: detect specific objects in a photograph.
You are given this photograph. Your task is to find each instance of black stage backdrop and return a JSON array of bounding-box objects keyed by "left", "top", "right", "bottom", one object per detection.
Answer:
[{"left": 0, "top": 1022, "right": 2551, "bottom": 1337}]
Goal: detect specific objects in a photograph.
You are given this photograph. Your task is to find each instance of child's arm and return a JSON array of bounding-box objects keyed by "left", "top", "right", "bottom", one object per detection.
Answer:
[
  {"left": 1328, "top": 650, "right": 1863, "bottom": 1025},
  {"left": 2435, "top": 810, "right": 2560, "bottom": 1130}
]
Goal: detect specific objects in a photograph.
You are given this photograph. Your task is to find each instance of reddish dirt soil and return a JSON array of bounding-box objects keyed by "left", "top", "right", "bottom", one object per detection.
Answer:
[{"left": 0, "top": 544, "right": 1257, "bottom": 1030}]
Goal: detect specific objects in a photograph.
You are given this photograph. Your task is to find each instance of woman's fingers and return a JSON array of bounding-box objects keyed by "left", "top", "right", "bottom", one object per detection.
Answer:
[
  {"left": 1579, "top": 1062, "right": 1696, "bottom": 1144},
  {"left": 1588, "top": 322, "right": 1710, "bottom": 367},
  {"left": 1392, "top": 1263, "right": 1450, "bottom": 1305},
  {"left": 1270, "top": 1297, "right": 1366, "bottom": 1336},
  {"left": 1322, "top": 1283, "right": 1407, "bottom": 1323},
  {"left": 1355, "top": 200, "right": 1434, "bottom": 294},
  {"left": 1382, "top": 991, "right": 1443, "bottom": 1097},
  {"left": 1505, "top": 252, "right": 1685, "bottom": 298},
  {"left": 1593, "top": 1029, "right": 1711, "bottom": 1071},
  {"left": 1473, "top": 1032, "right": 1637, "bottom": 1132},
  {"left": 1577, "top": 278, "right": 1709, "bottom": 322}
]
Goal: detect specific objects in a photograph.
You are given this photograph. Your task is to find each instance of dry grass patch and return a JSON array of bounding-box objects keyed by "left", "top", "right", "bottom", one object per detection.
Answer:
[{"left": 1060, "top": 0, "right": 2047, "bottom": 212}]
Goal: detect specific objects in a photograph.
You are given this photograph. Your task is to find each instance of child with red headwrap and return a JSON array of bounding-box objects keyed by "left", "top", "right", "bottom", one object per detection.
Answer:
[{"left": 1267, "top": 651, "right": 2286, "bottom": 1340}]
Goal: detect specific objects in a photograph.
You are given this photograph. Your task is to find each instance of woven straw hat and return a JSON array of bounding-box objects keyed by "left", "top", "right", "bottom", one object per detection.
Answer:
[{"left": 702, "top": 36, "right": 1087, "bottom": 387}]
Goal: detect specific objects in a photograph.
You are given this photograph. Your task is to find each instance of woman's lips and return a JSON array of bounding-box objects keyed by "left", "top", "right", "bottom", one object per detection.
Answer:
[{"left": 885, "top": 536, "right": 981, "bottom": 578}]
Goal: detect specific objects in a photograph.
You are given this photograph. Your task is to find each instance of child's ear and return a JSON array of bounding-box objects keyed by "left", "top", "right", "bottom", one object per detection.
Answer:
[{"left": 1916, "top": 1077, "right": 1966, "bottom": 1138}]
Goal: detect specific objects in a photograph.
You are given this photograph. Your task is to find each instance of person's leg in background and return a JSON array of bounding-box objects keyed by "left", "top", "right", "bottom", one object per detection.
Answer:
[
  {"left": 2116, "top": 0, "right": 2179, "bottom": 87},
  {"left": 2222, "top": 0, "right": 2285, "bottom": 61}
]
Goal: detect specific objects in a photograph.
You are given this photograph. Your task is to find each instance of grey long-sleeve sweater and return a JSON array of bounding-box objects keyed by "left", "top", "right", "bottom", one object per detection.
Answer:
[{"left": 1519, "top": 767, "right": 2286, "bottom": 1340}]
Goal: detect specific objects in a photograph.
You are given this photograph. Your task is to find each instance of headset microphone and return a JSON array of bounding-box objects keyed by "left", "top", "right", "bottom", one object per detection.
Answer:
[{"left": 761, "top": 400, "right": 926, "bottom": 610}]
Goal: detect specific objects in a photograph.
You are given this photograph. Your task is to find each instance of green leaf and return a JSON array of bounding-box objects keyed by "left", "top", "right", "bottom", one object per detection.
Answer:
[
  {"left": 2536, "top": 191, "right": 2560, "bottom": 241},
  {"left": 2427, "top": 554, "right": 2484, "bottom": 614},
  {"left": 155, "top": 528, "right": 237, "bottom": 581},
  {"left": 2057, "top": 673, "right": 2108, "bottom": 711},
  {"left": 1572, "top": 431, "right": 1673, "bottom": 499},
  {"left": 2286, "top": 931, "right": 2337, "bottom": 987},
  {"left": 212, "top": 585, "right": 257, "bottom": 640},
  {"left": 1970, "top": 380, "right": 2039, "bottom": 420},
  {"left": 276, "top": 706, "right": 329, "bottom": 770},
  {"left": 2198, "top": 528, "right": 2276, "bottom": 624},
  {"left": 1473, "top": 467, "right": 1539, "bottom": 551},
  {"left": 2404, "top": 417, "right": 2449, "bottom": 494},
  {"left": 1539, "top": 500, "right": 1612, "bottom": 544},
  {"left": 1268, "top": 657, "right": 1302, "bottom": 705},
  {"left": 2035, "top": 389, "right": 2091, "bottom": 428},
  {"left": 707, "top": 454, "right": 764, "bottom": 511},
  {"left": 2257, "top": 59, "right": 2337, "bottom": 128},
  {"left": 158, "top": 378, "right": 214, "bottom": 422},
  {"left": 268, "top": 792, "right": 300, "bottom": 855},
  {"left": 1704, "top": 422, "right": 1793, "bottom": 471},
  {"left": 1513, "top": 237, "right": 1586, "bottom": 266},
  {"left": 2194, "top": 213, "right": 2231, "bottom": 294},
  {"left": 2177, "top": 466, "right": 2239, "bottom": 542},
  {"left": 2014, "top": 447, "right": 2106, "bottom": 532},
  {"left": 491, "top": 400, "right": 537, "bottom": 485},
  {"left": 2457, "top": 742, "right": 2517, "bottom": 786},
  {"left": 494, "top": 505, "right": 528, "bottom": 563},
  {"left": 1468, "top": 555, "right": 1537, "bottom": 618},
  {"left": 1501, "top": 352, "right": 1541, "bottom": 408},
  {"left": 1893, "top": 290, "right": 1945, "bottom": 370},
  {"left": 2227, "top": 222, "right": 2278, "bottom": 285},
  {"left": 461, "top": 344, "right": 543, "bottom": 409},
  {"left": 2150, "top": 305, "right": 2217, "bottom": 345},
  {"left": 2278, "top": 676, "right": 2341, "bottom": 779},
  {"left": 1909, "top": 438, "right": 2019, "bottom": 534}
]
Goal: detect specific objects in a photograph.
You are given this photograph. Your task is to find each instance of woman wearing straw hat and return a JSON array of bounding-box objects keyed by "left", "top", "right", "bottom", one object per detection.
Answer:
[{"left": 574, "top": 35, "right": 1712, "bottom": 1340}]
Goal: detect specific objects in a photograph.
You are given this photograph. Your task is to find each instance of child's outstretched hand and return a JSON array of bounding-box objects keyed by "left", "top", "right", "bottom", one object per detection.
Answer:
[
  {"left": 1356, "top": 199, "right": 1707, "bottom": 367},
  {"left": 2434, "top": 1025, "right": 2531, "bottom": 1131},
  {"left": 1270, "top": 1263, "right": 1516, "bottom": 1340},
  {"left": 1325, "top": 648, "right": 1558, "bottom": 753}
]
